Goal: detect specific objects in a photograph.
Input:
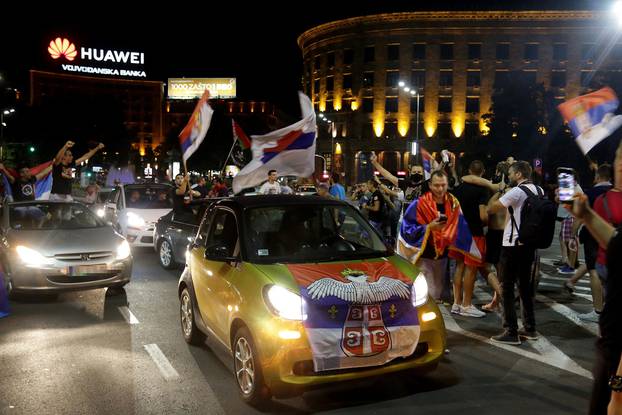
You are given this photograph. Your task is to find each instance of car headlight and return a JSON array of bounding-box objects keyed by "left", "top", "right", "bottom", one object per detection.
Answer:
[
  {"left": 264, "top": 285, "right": 306, "bottom": 321},
  {"left": 411, "top": 272, "right": 429, "bottom": 307},
  {"left": 116, "top": 240, "right": 131, "bottom": 260},
  {"left": 96, "top": 208, "right": 105, "bottom": 218},
  {"left": 16, "top": 245, "right": 54, "bottom": 267},
  {"left": 127, "top": 212, "right": 145, "bottom": 228}
]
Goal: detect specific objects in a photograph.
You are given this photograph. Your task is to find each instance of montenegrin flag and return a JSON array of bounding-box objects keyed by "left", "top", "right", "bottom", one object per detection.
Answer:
[
  {"left": 232, "top": 92, "right": 316, "bottom": 194},
  {"left": 558, "top": 86, "right": 622, "bottom": 154},
  {"left": 179, "top": 90, "right": 214, "bottom": 162}
]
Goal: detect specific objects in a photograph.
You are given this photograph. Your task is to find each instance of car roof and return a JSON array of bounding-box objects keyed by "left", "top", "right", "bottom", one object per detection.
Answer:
[{"left": 217, "top": 194, "right": 348, "bottom": 209}]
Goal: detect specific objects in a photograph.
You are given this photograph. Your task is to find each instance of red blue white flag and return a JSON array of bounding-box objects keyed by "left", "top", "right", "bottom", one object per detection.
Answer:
[
  {"left": 558, "top": 87, "right": 622, "bottom": 154},
  {"left": 232, "top": 92, "right": 316, "bottom": 194},
  {"left": 179, "top": 90, "right": 214, "bottom": 162}
]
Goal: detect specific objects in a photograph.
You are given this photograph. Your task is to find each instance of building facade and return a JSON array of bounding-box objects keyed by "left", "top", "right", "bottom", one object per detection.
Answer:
[
  {"left": 30, "top": 70, "right": 164, "bottom": 155},
  {"left": 298, "top": 11, "right": 617, "bottom": 183}
]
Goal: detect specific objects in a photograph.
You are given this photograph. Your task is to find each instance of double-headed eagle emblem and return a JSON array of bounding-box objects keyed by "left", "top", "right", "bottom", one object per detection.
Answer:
[{"left": 307, "top": 268, "right": 410, "bottom": 304}]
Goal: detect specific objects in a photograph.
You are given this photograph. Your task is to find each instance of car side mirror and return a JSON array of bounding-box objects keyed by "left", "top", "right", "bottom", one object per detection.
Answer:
[{"left": 204, "top": 244, "right": 238, "bottom": 262}]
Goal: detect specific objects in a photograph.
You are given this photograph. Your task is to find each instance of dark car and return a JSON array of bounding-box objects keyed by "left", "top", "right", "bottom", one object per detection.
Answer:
[{"left": 153, "top": 199, "right": 213, "bottom": 269}]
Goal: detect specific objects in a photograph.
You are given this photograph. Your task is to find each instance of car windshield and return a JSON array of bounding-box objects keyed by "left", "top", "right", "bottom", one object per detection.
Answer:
[
  {"left": 125, "top": 186, "right": 173, "bottom": 209},
  {"left": 244, "top": 204, "right": 390, "bottom": 263},
  {"left": 9, "top": 203, "right": 105, "bottom": 230}
]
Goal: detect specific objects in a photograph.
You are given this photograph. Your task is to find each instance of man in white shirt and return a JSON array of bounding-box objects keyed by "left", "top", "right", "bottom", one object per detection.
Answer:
[
  {"left": 487, "top": 161, "right": 541, "bottom": 345},
  {"left": 259, "top": 170, "right": 281, "bottom": 195}
]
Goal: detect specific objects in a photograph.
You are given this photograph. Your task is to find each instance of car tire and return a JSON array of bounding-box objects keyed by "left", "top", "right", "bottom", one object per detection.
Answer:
[
  {"left": 233, "top": 326, "right": 272, "bottom": 407},
  {"left": 180, "top": 287, "right": 205, "bottom": 346},
  {"left": 158, "top": 239, "right": 176, "bottom": 270}
]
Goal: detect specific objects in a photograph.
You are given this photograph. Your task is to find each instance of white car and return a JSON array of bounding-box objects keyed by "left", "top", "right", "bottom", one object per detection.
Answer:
[{"left": 103, "top": 184, "right": 174, "bottom": 247}]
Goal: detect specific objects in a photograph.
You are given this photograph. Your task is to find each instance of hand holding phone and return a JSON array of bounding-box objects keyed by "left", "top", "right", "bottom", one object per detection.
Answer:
[{"left": 557, "top": 167, "right": 576, "bottom": 204}]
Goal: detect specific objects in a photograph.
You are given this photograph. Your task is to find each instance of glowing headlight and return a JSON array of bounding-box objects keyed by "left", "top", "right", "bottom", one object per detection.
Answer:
[
  {"left": 264, "top": 285, "right": 306, "bottom": 321},
  {"left": 127, "top": 212, "right": 145, "bottom": 228},
  {"left": 96, "top": 208, "right": 105, "bottom": 218},
  {"left": 16, "top": 245, "right": 54, "bottom": 267},
  {"left": 411, "top": 272, "right": 429, "bottom": 307},
  {"left": 116, "top": 240, "right": 131, "bottom": 260}
]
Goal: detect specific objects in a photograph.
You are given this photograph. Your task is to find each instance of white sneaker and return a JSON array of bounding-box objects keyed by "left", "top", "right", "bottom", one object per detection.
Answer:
[
  {"left": 459, "top": 304, "right": 486, "bottom": 318},
  {"left": 579, "top": 310, "right": 600, "bottom": 323},
  {"left": 450, "top": 303, "right": 461, "bottom": 314}
]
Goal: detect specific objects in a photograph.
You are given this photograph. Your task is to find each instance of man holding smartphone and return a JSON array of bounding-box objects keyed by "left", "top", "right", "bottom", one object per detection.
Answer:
[{"left": 487, "top": 161, "right": 543, "bottom": 345}]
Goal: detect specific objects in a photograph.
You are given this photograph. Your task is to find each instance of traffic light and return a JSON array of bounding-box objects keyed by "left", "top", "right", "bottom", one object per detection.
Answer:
[{"left": 28, "top": 146, "right": 35, "bottom": 153}]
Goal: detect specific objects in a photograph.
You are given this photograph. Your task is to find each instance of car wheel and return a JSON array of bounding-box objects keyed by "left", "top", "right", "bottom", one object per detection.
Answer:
[
  {"left": 233, "top": 327, "right": 271, "bottom": 406},
  {"left": 180, "top": 287, "right": 205, "bottom": 346},
  {"left": 158, "top": 239, "right": 176, "bottom": 270}
]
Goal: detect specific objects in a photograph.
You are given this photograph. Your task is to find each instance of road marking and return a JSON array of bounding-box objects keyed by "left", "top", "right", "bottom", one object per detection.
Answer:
[
  {"left": 441, "top": 307, "right": 593, "bottom": 379},
  {"left": 536, "top": 294, "right": 599, "bottom": 336},
  {"left": 144, "top": 344, "right": 179, "bottom": 381},
  {"left": 118, "top": 306, "right": 139, "bottom": 324},
  {"left": 539, "top": 281, "right": 590, "bottom": 292},
  {"left": 539, "top": 274, "right": 590, "bottom": 285}
]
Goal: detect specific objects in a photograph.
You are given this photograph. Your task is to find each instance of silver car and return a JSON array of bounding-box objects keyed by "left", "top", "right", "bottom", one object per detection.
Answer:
[{"left": 1, "top": 201, "right": 132, "bottom": 296}]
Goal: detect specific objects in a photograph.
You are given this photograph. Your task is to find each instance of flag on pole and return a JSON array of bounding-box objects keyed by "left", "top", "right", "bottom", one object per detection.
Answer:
[
  {"left": 420, "top": 148, "right": 433, "bottom": 180},
  {"left": 558, "top": 86, "right": 622, "bottom": 154},
  {"left": 232, "top": 119, "right": 251, "bottom": 150},
  {"left": 179, "top": 90, "right": 214, "bottom": 162},
  {"left": 232, "top": 92, "right": 316, "bottom": 194}
]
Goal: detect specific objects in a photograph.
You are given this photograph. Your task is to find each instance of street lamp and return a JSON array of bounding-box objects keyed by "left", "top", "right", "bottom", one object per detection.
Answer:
[{"left": 1, "top": 108, "right": 15, "bottom": 159}]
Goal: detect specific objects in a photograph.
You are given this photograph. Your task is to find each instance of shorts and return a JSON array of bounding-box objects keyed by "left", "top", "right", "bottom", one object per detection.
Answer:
[
  {"left": 486, "top": 229, "right": 503, "bottom": 265},
  {"left": 449, "top": 235, "right": 486, "bottom": 267},
  {"left": 561, "top": 216, "right": 575, "bottom": 241}
]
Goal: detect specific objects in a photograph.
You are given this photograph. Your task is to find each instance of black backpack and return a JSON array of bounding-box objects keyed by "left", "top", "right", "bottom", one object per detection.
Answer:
[{"left": 508, "top": 185, "right": 556, "bottom": 249}]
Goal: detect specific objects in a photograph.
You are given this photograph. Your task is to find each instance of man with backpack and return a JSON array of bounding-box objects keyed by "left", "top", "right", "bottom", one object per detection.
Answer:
[{"left": 487, "top": 161, "right": 556, "bottom": 345}]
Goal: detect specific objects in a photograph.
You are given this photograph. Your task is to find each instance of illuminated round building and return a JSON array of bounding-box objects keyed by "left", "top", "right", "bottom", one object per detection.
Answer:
[{"left": 298, "top": 10, "right": 616, "bottom": 182}]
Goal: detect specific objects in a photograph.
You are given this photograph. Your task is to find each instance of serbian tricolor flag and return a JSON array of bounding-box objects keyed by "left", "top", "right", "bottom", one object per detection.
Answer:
[
  {"left": 179, "top": 90, "right": 214, "bottom": 162},
  {"left": 0, "top": 263, "right": 10, "bottom": 319},
  {"left": 5, "top": 161, "right": 54, "bottom": 200},
  {"left": 420, "top": 148, "right": 434, "bottom": 180},
  {"left": 232, "top": 119, "right": 251, "bottom": 150},
  {"left": 232, "top": 92, "right": 316, "bottom": 194},
  {"left": 398, "top": 192, "right": 481, "bottom": 263},
  {"left": 287, "top": 261, "right": 420, "bottom": 372},
  {"left": 558, "top": 87, "right": 622, "bottom": 154}
]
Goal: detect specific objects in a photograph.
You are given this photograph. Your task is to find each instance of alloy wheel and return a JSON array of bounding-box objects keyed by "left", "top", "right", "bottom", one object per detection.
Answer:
[{"left": 234, "top": 337, "right": 255, "bottom": 395}]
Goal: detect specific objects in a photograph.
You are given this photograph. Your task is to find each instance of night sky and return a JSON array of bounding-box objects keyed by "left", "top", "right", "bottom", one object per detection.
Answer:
[{"left": 1, "top": 0, "right": 608, "bottom": 116}]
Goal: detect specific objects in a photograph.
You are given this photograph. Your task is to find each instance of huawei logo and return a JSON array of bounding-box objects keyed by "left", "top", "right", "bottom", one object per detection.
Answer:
[{"left": 48, "top": 37, "right": 77, "bottom": 61}]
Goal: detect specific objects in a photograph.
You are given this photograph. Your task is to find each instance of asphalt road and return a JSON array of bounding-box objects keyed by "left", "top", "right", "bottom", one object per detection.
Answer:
[{"left": 0, "top": 239, "right": 598, "bottom": 415}]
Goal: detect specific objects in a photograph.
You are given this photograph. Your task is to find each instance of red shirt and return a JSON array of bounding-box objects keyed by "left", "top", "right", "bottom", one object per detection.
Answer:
[{"left": 594, "top": 190, "right": 622, "bottom": 265}]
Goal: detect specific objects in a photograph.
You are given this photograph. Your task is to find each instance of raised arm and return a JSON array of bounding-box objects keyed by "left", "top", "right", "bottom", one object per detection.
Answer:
[
  {"left": 462, "top": 175, "right": 501, "bottom": 192},
  {"left": 34, "top": 164, "right": 53, "bottom": 181},
  {"left": 369, "top": 152, "right": 399, "bottom": 187},
  {"left": 0, "top": 163, "right": 15, "bottom": 183},
  {"left": 75, "top": 143, "right": 104, "bottom": 165},
  {"left": 54, "top": 141, "right": 74, "bottom": 165}
]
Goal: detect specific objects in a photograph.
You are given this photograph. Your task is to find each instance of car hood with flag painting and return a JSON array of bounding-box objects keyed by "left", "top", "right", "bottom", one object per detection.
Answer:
[{"left": 254, "top": 258, "right": 421, "bottom": 372}]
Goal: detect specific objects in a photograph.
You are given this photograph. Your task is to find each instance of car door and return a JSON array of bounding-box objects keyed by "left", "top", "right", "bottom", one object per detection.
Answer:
[
  {"left": 169, "top": 210, "right": 198, "bottom": 264},
  {"left": 192, "top": 207, "right": 241, "bottom": 342}
]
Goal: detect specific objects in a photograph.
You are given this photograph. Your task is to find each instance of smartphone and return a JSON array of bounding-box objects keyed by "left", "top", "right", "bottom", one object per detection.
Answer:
[
  {"left": 438, "top": 214, "right": 448, "bottom": 223},
  {"left": 557, "top": 167, "right": 576, "bottom": 204}
]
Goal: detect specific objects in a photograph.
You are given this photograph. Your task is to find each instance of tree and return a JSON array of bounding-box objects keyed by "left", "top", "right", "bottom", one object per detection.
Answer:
[{"left": 481, "top": 71, "right": 551, "bottom": 163}]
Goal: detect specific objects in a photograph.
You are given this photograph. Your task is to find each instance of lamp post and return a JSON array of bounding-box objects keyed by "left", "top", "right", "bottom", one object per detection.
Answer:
[
  {"left": 314, "top": 154, "right": 327, "bottom": 177},
  {"left": 1, "top": 108, "right": 15, "bottom": 160}
]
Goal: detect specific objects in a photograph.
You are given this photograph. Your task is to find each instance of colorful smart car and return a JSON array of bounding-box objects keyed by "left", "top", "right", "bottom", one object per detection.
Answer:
[{"left": 178, "top": 195, "right": 445, "bottom": 405}]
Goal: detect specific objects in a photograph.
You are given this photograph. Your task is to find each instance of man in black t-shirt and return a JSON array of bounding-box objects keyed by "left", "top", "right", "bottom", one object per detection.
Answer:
[
  {"left": 50, "top": 141, "right": 105, "bottom": 201},
  {"left": 450, "top": 160, "right": 489, "bottom": 318},
  {"left": 0, "top": 163, "right": 53, "bottom": 201},
  {"left": 363, "top": 179, "right": 386, "bottom": 237}
]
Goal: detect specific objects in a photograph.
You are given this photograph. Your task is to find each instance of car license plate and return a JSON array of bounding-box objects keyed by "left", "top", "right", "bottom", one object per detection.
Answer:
[{"left": 65, "top": 264, "right": 109, "bottom": 276}]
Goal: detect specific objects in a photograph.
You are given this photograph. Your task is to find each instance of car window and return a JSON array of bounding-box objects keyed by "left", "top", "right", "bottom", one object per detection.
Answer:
[
  {"left": 9, "top": 203, "right": 104, "bottom": 230},
  {"left": 107, "top": 189, "right": 119, "bottom": 205},
  {"left": 124, "top": 186, "right": 173, "bottom": 209},
  {"left": 206, "top": 210, "right": 238, "bottom": 257},
  {"left": 244, "top": 204, "right": 388, "bottom": 263}
]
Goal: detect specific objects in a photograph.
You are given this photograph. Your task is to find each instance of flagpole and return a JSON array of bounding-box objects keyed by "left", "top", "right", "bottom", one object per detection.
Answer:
[{"left": 220, "top": 139, "right": 237, "bottom": 178}]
